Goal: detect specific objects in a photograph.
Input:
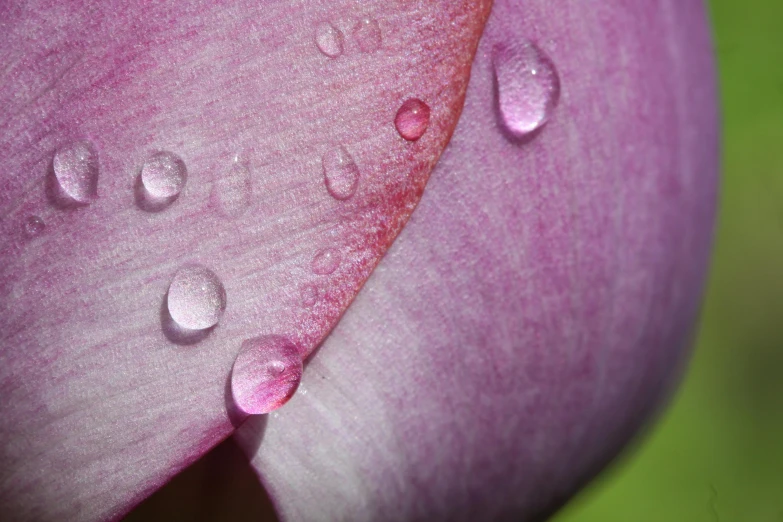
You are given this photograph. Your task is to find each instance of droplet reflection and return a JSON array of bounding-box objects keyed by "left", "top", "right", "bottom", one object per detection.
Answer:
[
  {"left": 395, "top": 99, "right": 430, "bottom": 141},
  {"left": 166, "top": 265, "right": 226, "bottom": 331},
  {"left": 493, "top": 40, "right": 560, "bottom": 141},
  {"left": 231, "top": 336, "right": 303, "bottom": 415},
  {"left": 315, "top": 22, "right": 344, "bottom": 58},
  {"left": 52, "top": 141, "right": 99, "bottom": 205},
  {"left": 322, "top": 146, "right": 359, "bottom": 200}
]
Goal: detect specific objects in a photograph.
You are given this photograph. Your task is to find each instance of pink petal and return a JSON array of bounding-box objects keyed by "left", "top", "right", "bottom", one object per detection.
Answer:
[
  {"left": 0, "top": 1, "right": 490, "bottom": 520},
  {"left": 237, "top": 0, "right": 719, "bottom": 520}
]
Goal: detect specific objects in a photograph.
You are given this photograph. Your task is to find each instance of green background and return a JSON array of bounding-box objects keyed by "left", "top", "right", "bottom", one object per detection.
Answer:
[{"left": 555, "top": 0, "right": 783, "bottom": 520}]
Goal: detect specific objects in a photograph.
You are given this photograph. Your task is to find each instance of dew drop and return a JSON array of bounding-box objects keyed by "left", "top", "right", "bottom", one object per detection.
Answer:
[
  {"left": 23, "top": 215, "right": 45, "bottom": 238},
  {"left": 141, "top": 151, "right": 187, "bottom": 199},
  {"left": 395, "top": 98, "right": 431, "bottom": 141},
  {"left": 492, "top": 41, "right": 561, "bottom": 140},
  {"left": 315, "top": 22, "right": 344, "bottom": 58},
  {"left": 353, "top": 18, "right": 382, "bottom": 53},
  {"left": 52, "top": 141, "right": 99, "bottom": 204},
  {"left": 311, "top": 247, "right": 341, "bottom": 275},
  {"left": 231, "top": 336, "right": 303, "bottom": 415},
  {"left": 214, "top": 160, "right": 252, "bottom": 218},
  {"left": 166, "top": 265, "right": 226, "bottom": 331},
  {"left": 300, "top": 285, "right": 318, "bottom": 307},
  {"left": 322, "top": 146, "right": 359, "bottom": 200}
]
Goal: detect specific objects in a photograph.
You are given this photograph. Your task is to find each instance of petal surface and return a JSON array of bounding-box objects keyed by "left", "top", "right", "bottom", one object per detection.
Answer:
[
  {"left": 0, "top": 1, "right": 490, "bottom": 520},
  {"left": 237, "top": 1, "right": 719, "bottom": 520}
]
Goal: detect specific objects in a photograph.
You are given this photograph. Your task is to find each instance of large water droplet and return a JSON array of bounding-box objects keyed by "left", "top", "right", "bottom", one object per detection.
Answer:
[
  {"left": 23, "top": 215, "right": 45, "bottom": 238},
  {"left": 315, "top": 22, "right": 344, "bottom": 58},
  {"left": 52, "top": 141, "right": 99, "bottom": 204},
  {"left": 353, "top": 18, "right": 382, "bottom": 53},
  {"left": 231, "top": 336, "right": 303, "bottom": 415},
  {"left": 214, "top": 160, "right": 252, "bottom": 218},
  {"left": 311, "top": 247, "right": 341, "bottom": 275},
  {"left": 141, "top": 151, "right": 187, "bottom": 199},
  {"left": 395, "top": 98, "right": 430, "bottom": 141},
  {"left": 493, "top": 41, "right": 560, "bottom": 140},
  {"left": 167, "top": 265, "right": 226, "bottom": 331},
  {"left": 322, "top": 146, "right": 359, "bottom": 200}
]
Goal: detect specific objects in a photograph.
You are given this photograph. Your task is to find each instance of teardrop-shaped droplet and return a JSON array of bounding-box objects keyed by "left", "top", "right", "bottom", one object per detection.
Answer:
[
  {"left": 23, "top": 215, "right": 45, "bottom": 238},
  {"left": 492, "top": 41, "right": 560, "bottom": 140},
  {"left": 300, "top": 285, "right": 318, "bottom": 307},
  {"left": 322, "top": 146, "right": 359, "bottom": 200},
  {"left": 231, "top": 336, "right": 303, "bottom": 415},
  {"left": 141, "top": 151, "right": 187, "bottom": 199},
  {"left": 52, "top": 141, "right": 99, "bottom": 204},
  {"left": 311, "top": 247, "right": 341, "bottom": 275},
  {"left": 166, "top": 265, "right": 226, "bottom": 331},
  {"left": 315, "top": 22, "right": 344, "bottom": 58},
  {"left": 353, "top": 18, "right": 382, "bottom": 53},
  {"left": 395, "top": 98, "right": 430, "bottom": 141},
  {"left": 214, "top": 160, "right": 252, "bottom": 218}
]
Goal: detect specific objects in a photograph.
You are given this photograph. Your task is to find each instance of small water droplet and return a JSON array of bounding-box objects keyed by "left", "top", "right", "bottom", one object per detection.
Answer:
[
  {"left": 353, "top": 18, "right": 382, "bottom": 53},
  {"left": 214, "top": 160, "right": 252, "bottom": 218},
  {"left": 141, "top": 151, "right": 187, "bottom": 199},
  {"left": 315, "top": 22, "right": 344, "bottom": 58},
  {"left": 52, "top": 141, "right": 99, "bottom": 204},
  {"left": 23, "top": 215, "right": 45, "bottom": 238},
  {"left": 493, "top": 41, "right": 560, "bottom": 140},
  {"left": 166, "top": 265, "right": 226, "bottom": 331},
  {"left": 395, "top": 98, "right": 430, "bottom": 141},
  {"left": 322, "top": 146, "right": 359, "bottom": 200},
  {"left": 231, "top": 336, "right": 303, "bottom": 415},
  {"left": 311, "top": 248, "right": 341, "bottom": 275},
  {"left": 300, "top": 285, "right": 318, "bottom": 307}
]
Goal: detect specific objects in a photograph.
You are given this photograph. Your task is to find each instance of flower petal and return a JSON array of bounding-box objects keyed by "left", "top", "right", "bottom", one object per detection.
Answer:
[
  {"left": 0, "top": 1, "right": 490, "bottom": 520},
  {"left": 237, "top": 0, "right": 719, "bottom": 520}
]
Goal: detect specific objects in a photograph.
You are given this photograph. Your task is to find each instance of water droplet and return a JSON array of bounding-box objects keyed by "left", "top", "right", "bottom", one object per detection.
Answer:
[
  {"left": 166, "top": 265, "right": 226, "bottom": 331},
  {"left": 353, "top": 18, "right": 382, "bottom": 53},
  {"left": 214, "top": 160, "right": 252, "bottom": 218},
  {"left": 52, "top": 141, "right": 99, "bottom": 204},
  {"left": 300, "top": 285, "right": 318, "bottom": 307},
  {"left": 394, "top": 98, "right": 430, "bottom": 141},
  {"left": 315, "top": 22, "right": 344, "bottom": 58},
  {"left": 322, "top": 146, "right": 359, "bottom": 200},
  {"left": 231, "top": 336, "right": 303, "bottom": 415},
  {"left": 311, "top": 248, "right": 341, "bottom": 275},
  {"left": 23, "top": 215, "right": 45, "bottom": 238},
  {"left": 141, "top": 151, "right": 187, "bottom": 199},
  {"left": 492, "top": 41, "right": 560, "bottom": 140}
]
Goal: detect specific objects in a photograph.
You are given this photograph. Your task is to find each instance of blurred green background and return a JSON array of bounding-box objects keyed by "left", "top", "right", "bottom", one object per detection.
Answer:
[
  {"left": 128, "top": 1, "right": 783, "bottom": 520},
  {"left": 555, "top": 0, "right": 783, "bottom": 521}
]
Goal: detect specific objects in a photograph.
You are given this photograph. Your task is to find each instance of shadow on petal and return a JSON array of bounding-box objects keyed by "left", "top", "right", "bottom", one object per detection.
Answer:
[{"left": 123, "top": 438, "right": 278, "bottom": 522}]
